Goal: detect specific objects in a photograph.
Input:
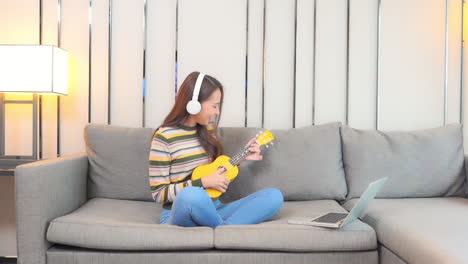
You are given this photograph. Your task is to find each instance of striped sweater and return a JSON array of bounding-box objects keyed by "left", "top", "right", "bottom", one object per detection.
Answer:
[{"left": 148, "top": 124, "right": 212, "bottom": 209}]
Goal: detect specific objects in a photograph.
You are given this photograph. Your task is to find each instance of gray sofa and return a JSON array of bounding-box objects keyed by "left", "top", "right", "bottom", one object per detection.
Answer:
[{"left": 15, "top": 122, "right": 468, "bottom": 264}]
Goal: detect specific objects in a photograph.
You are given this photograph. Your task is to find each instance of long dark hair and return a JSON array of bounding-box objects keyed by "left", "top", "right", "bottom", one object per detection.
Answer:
[{"left": 159, "top": 72, "right": 224, "bottom": 160}]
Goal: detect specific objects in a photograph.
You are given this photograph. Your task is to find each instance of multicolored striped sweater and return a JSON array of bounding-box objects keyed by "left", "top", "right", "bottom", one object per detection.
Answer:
[{"left": 148, "top": 124, "right": 212, "bottom": 210}]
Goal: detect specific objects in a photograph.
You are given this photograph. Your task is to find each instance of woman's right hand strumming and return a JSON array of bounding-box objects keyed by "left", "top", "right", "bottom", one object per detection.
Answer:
[{"left": 201, "top": 167, "right": 230, "bottom": 193}]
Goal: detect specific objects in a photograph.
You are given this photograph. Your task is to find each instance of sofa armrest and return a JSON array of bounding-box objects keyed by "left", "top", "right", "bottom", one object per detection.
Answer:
[
  {"left": 15, "top": 153, "right": 88, "bottom": 264},
  {"left": 465, "top": 155, "right": 468, "bottom": 197}
]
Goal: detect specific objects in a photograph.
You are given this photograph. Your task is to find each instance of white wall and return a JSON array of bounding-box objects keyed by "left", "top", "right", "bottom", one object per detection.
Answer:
[{"left": 0, "top": 0, "right": 467, "bottom": 157}]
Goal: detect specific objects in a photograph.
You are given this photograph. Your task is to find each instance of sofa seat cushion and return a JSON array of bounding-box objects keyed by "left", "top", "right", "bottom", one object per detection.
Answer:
[
  {"left": 46, "top": 198, "right": 214, "bottom": 250},
  {"left": 343, "top": 197, "right": 468, "bottom": 264},
  {"left": 215, "top": 200, "right": 377, "bottom": 252}
]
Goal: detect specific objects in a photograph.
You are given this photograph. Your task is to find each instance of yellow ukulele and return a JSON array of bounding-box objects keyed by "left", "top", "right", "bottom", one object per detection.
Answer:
[{"left": 191, "top": 130, "right": 275, "bottom": 198}]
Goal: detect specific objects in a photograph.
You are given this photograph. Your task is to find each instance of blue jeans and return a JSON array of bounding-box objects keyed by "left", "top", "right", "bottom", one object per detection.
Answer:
[{"left": 159, "top": 186, "right": 284, "bottom": 228}]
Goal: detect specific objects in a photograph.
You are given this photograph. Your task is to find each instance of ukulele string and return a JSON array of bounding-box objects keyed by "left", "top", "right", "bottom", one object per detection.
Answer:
[
  {"left": 231, "top": 146, "right": 251, "bottom": 166},
  {"left": 229, "top": 148, "right": 244, "bottom": 165},
  {"left": 230, "top": 146, "right": 250, "bottom": 166}
]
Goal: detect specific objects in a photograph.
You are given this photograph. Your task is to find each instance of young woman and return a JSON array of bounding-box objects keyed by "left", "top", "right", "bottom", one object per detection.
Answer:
[{"left": 148, "top": 71, "right": 283, "bottom": 228}]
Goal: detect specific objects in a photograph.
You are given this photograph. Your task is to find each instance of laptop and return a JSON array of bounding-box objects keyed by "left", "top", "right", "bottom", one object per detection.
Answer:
[{"left": 287, "top": 177, "right": 388, "bottom": 229}]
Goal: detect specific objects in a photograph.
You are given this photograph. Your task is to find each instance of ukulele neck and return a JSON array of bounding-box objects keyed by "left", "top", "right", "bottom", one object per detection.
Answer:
[{"left": 229, "top": 146, "right": 253, "bottom": 166}]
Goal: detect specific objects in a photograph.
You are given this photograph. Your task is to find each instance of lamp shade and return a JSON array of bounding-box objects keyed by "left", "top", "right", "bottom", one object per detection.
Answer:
[{"left": 0, "top": 45, "right": 68, "bottom": 95}]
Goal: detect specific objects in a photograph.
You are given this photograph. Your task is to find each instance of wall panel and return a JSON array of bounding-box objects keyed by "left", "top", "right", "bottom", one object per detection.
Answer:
[
  {"left": 41, "top": 0, "right": 59, "bottom": 159},
  {"left": 348, "top": 0, "right": 378, "bottom": 129},
  {"left": 379, "top": 0, "right": 445, "bottom": 131},
  {"left": 263, "top": 0, "right": 295, "bottom": 129},
  {"left": 178, "top": 0, "right": 247, "bottom": 128},
  {"left": 60, "top": 0, "right": 90, "bottom": 155},
  {"left": 90, "top": 0, "right": 110, "bottom": 124},
  {"left": 294, "top": 0, "right": 315, "bottom": 128},
  {"left": 109, "top": 0, "right": 144, "bottom": 127},
  {"left": 447, "top": 0, "right": 462, "bottom": 124},
  {"left": 246, "top": 0, "right": 265, "bottom": 128},
  {"left": 0, "top": 0, "right": 39, "bottom": 44},
  {"left": 145, "top": 0, "right": 177, "bottom": 129},
  {"left": 314, "top": 0, "right": 348, "bottom": 126}
]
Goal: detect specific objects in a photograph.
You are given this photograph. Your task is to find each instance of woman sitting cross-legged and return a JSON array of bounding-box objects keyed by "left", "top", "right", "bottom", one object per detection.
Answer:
[{"left": 148, "top": 71, "right": 283, "bottom": 228}]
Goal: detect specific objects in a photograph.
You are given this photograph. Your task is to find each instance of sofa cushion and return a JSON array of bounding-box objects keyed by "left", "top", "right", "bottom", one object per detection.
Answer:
[
  {"left": 215, "top": 200, "right": 377, "bottom": 252},
  {"left": 341, "top": 124, "right": 466, "bottom": 199},
  {"left": 85, "top": 124, "right": 156, "bottom": 201},
  {"left": 219, "top": 122, "right": 347, "bottom": 202},
  {"left": 343, "top": 197, "right": 468, "bottom": 264},
  {"left": 46, "top": 198, "right": 214, "bottom": 250}
]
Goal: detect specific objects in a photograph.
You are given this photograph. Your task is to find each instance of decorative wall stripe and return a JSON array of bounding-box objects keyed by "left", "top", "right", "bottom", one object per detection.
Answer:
[
  {"left": 57, "top": 0, "right": 61, "bottom": 156},
  {"left": 142, "top": 0, "right": 147, "bottom": 127},
  {"left": 88, "top": 0, "right": 92, "bottom": 123},
  {"left": 312, "top": 0, "right": 317, "bottom": 125},
  {"left": 107, "top": 0, "right": 112, "bottom": 124},
  {"left": 444, "top": 0, "right": 449, "bottom": 125},
  {"left": 292, "top": 0, "right": 297, "bottom": 128},
  {"left": 244, "top": 0, "right": 249, "bottom": 127},
  {"left": 376, "top": 0, "right": 382, "bottom": 130},
  {"left": 461, "top": 0, "right": 465, "bottom": 125},
  {"left": 345, "top": 0, "right": 350, "bottom": 126},
  {"left": 40, "top": 0, "right": 43, "bottom": 44},
  {"left": 261, "top": 0, "right": 266, "bottom": 128},
  {"left": 39, "top": 0, "right": 43, "bottom": 159},
  {"left": 175, "top": 0, "right": 179, "bottom": 94}
]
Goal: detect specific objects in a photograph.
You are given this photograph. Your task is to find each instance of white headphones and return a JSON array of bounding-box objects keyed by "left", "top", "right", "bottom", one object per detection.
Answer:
[{"left": 186, "top": 72, "right": 205, "bottom": 115}]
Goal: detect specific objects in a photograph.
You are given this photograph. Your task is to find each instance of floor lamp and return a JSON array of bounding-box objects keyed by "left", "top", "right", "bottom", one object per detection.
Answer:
[{"left": 0, "top": 44, "right": 68, "bottom": 175}]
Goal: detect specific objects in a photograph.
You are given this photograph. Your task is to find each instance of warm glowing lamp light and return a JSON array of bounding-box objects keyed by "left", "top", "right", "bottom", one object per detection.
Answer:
[{"left": 0, "top": 45, "right": 69, "bottom": 95}]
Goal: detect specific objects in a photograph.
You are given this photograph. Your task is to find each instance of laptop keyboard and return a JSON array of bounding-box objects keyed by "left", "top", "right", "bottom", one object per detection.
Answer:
[{"left": 313, "top": 213, "right": 348, "bottom": 223}]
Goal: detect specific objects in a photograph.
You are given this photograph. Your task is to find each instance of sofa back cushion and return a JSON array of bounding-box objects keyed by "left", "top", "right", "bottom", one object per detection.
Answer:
[
  {"left": 85, "top": 124, "right": 155, "bottom": 201},
  {"left": 341, "top": 124, "right": 466, "bottom": 199},
  {"left": 219, "top": 122, "right": 347, "bottom": 202}
]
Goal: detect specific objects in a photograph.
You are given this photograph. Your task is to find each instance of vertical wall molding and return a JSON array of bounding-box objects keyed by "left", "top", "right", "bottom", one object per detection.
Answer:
[
  {"left": 142, "top": 0, "right": 147, "bottom": 127},
  {"left": 107, "top": 0, "right": 112, "bottom": 124},
  {"left": 376, "top": 0, "right": 382, "bottom": 130},
  {"left": 261, "top": 0, "right": 266, "bottom": 128},
  {"left": 461, "top": 0, "right": 465, "bottom": 125},
  {"left": 39, "top": 0, "right": 43, "bottom": 159},
  {"left": 444, "top": 0, "right": 449, "bottom": 125},
  {"left": 40, "top": 0, "right": 43, "bottom": 44},
  {"left": 292, "top": 0, "right": 297, "bottom": 128},
  {"left": 88, "top": 0, "right": 92, "bottom": 123},
  {"left": 345, "top": 0, "right": 350, "bottom": 126},
  {"left": 57, "top": 0, "right": 61, "bottom": 156},
  {"left": 175, "top": 0, "right": 179, "bottom": 94},
  {"left": 312, "top": 0, "right": 317, "bottom": 125},
  {"left": 244, "top": 0, "right": 249, "bottom": 127}
]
